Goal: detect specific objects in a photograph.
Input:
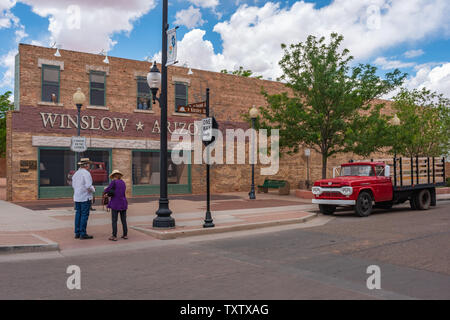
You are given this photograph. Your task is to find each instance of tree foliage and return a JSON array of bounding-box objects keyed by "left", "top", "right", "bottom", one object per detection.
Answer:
[
  {"left": 255, "top": 33, "right": 406, "bottom": 178},
  {"left": 389, "top": 88, "right": 450, "bottom": 157},
  {"left": 0, "top": 91, "right": 14, "bottom": 157},
  {"left": 221, "top": 66, "right": 263, "bottom": 79}
]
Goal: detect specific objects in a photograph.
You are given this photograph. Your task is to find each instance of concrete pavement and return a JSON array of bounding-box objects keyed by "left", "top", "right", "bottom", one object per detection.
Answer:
[
  {"left": 0, "top": 192, "right": 316, "bottom": 254},
  {"left": 1, "top": 201, "right": 449, "bottom": 299}
]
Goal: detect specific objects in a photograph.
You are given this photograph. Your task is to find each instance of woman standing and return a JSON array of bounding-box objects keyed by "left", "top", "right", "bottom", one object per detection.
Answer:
[{"left": 104, "top": 170, "right": 128, "bottom": 241}]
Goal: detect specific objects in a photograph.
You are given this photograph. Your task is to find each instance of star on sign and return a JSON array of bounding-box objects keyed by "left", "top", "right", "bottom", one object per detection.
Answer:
[{"left": 136, "top": 121, "right": 144, "bottom": 131}]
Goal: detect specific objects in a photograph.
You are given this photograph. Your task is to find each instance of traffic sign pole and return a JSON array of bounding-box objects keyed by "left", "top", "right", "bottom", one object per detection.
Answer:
[{"left": 203, "top": 88, "right": 214, "bottom": 228}]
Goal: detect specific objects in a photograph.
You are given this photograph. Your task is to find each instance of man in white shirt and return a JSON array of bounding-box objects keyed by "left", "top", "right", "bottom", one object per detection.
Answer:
[{"left": 72, "top": 158, "right": 96, "bottom": 239}]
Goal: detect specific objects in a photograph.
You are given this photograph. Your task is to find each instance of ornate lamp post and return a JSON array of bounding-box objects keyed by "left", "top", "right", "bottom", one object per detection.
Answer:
[
  {"left": 72, "top": 88, "right": 86, "bottom": 163},
  {"left": 248, "top": 106, "right": 259, "bottom": 200},
  {"left": 146, "top": 0, "right": 175, "bottom": 228}
]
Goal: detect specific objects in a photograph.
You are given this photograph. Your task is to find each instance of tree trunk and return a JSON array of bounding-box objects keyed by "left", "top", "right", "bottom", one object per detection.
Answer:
[{"left": 321, "top": 153, "right": 328, "bottom": 179}]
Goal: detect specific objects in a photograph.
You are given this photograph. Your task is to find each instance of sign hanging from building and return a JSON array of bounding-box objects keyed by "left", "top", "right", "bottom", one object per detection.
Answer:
[
  {"left": 177, "top": 101, "right": 206, "bottom": 114},
  {"left": 166, "top": 28, "right": 177, "bottom": 66},
  {"left": 70, "top": 136, "right": 87, "bottom": 152}
]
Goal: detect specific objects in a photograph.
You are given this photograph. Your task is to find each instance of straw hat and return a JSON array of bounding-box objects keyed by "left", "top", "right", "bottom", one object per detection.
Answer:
[
  {"left": 109, "top": 169, "right": 123, "bottom": 179},
  {"left": 77, "top": 158, "right": 91, "bottom": 165}
]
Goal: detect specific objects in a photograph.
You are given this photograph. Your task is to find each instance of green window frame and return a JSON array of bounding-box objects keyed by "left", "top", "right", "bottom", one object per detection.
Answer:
[
  {"left": 174, "top": 82, "right": 188, "bottom": 112},
  {"left": 136, "top": 76, "right": 152, "bottom": 110},
  {"left": 41, "top": 64, "right": 60, "bottom": 103},
  {"left": 89, "top": 70, "right": 106, "bottom": 106}
]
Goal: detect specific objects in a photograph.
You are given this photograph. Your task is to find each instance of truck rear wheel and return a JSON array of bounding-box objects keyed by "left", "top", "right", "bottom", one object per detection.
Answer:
[
  {"left": 355, "top": 191, "right": 373, "bottom": 217},
  {"left": 319, "top": 204, "right": 336, "bottom": 215},
  {"left": 417, "top": 189, "right": 431, "bottom": 210}
]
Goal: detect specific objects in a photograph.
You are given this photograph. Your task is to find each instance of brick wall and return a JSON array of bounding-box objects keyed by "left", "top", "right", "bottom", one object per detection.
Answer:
[{"left": 7, "top": 44, "right": 397, "bottom": 200}]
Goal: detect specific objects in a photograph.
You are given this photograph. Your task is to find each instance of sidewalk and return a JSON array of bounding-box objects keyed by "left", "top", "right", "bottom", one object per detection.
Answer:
[{"left": 0, "top": 192, "right": 316, "bottom": 254}]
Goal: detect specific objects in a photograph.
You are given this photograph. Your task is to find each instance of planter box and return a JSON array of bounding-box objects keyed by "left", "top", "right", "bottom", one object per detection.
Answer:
[{"left": 295, "top": 189, "right": 313, "bottom": 199}]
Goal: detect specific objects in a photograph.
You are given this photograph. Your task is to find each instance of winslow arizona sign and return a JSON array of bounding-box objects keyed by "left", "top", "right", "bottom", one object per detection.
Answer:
[{"left": 11, "top": 106, "right": 249, "bottom": 139}]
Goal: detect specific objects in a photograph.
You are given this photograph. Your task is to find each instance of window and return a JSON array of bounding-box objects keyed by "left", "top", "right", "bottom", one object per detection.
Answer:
[
  {"left": 41, "top": 65, "right": 60, "bottom": 103},
  {"left": 174, "top": 82, "right": 187, "bottom": 112},
  {"left": 90, "top": 71, "right": 106, "bottom": 106},
  {"left": 132, "top": 151, "right": 188, "bottom": 185},
  {"left": 39, "top": 149, "right": 75, "bottom": 187},
  {"left": 39, "top": 149, "right": 111, "bottom": 188},
  {"left": 375, "top": 166, "right": 385, "bottom": 177},
  {"left": 136, "top": 77, "right": 152, "bottom": 110},
  {"left": 340, "top": 165, "right": 375, "bottom": 177}
]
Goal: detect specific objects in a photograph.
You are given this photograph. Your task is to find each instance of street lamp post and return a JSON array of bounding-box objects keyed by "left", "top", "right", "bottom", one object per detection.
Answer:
[
  {"left": 72, "top": 88, "right": 86, "bottom": 163},
  {"left": 146, "top": 0, "right": 175, "bottom": 228},
  {"left": 248, "top": 106, "right": 259, "bottom": 200},
  {"left": 391, "top": 114, "right": 401, "bottom": 187}
]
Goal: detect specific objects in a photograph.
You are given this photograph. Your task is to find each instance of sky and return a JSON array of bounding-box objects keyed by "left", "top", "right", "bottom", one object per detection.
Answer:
[{"left": 0, "top": 0, "right": 450, "bottom": 101}]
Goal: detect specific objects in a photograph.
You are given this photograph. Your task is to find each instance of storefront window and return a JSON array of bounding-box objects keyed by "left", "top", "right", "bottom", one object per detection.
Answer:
[
  {"left": 39, "top": 149, "right": 110, "bottom": 187},
  {"left": 132, "top": 151, "right": 188, "bottom": 185},
  {"left": 39, "top": 149, "right": 75, "bottom": 187}
]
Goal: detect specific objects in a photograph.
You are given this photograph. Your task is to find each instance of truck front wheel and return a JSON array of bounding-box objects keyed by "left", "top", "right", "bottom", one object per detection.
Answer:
[
  {"left": 319, "top": 204, "right": 336, "bottom": 215},
  {"left": 355, "top": 191, "right": 373, "bottom": 217},
  {"left": 417, "top": 189, "right": 431, "bottom": 210}
]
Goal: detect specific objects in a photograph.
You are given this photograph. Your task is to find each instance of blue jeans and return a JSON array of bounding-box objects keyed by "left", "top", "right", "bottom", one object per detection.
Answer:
[{"left": 74, "top": 200, "right": 91, "bottom": 236}]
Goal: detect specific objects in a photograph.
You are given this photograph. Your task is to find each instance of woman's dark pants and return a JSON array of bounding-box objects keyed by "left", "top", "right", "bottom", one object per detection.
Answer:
[{"left": 111, "top": 210, "right": 128, "bottom": 237}]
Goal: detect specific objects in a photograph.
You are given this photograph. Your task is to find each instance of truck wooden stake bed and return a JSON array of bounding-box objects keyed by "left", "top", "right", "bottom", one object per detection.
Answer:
[{"left": 311, "top": 156, "right": 446, "bottom": 217}]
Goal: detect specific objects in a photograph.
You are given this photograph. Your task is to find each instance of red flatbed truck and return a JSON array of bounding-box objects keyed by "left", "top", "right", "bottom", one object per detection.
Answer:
[{"left": 311, "top": 157, "right": 446, "bottom": 217}]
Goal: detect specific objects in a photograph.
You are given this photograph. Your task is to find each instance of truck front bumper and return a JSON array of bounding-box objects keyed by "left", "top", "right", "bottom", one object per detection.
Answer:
[{"left": 312, "top": 199, "right": 356, "bottom": 206}]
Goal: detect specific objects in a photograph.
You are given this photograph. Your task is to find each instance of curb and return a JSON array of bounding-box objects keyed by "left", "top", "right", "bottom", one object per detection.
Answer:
[
  {"left": 0, "top": 234, "right": 59, "bottom": 255},
  {"left": 131, "top": 213, "right": 318, "bottom": 240},
  {"left": 0, "top": 243, "right": 59, "bottom": 255}
]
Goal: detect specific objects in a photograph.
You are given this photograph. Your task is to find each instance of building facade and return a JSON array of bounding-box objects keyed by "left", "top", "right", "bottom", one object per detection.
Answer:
[{"left": 7, "top": 44, "right": 371, "bottom": 202}]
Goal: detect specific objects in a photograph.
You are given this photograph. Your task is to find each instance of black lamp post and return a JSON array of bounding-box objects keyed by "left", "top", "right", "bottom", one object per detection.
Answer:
[
  {"left": 146, "top": 0, "right": 175, "bottom": 228},
  {"left": 72, "top": 88, "right": 86, "bottom": 163},
  {"left": 248, "top": 106, "right": 259, "bottom": 200}
]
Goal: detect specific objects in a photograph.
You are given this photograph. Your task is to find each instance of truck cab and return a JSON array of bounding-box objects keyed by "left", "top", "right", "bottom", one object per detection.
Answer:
[{"left": 312, "top": 162, "right": 393, "bottom": 217}]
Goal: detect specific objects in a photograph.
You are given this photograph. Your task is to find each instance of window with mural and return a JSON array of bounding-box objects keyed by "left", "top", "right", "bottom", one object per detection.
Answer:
[
  {"left": 174, "top": 82, "right": 187, "bottom": 112},
  {"left": 41, "top": 65, "right": 60, "bottom": 103},
  {"left": 39, "top": 149, "right": 110, "bottom": 187},
  {"left": 132, "top": 151, "right": 188, "bottom": 185},
  {"left": 90, "top": 71, "right": 106, "bottom": 106},
  {"left": 39, "top": 149, "right": 75, "bottom": 187},
  {"left": 137, "top": 76, "right": 152, "bottom": 110}
]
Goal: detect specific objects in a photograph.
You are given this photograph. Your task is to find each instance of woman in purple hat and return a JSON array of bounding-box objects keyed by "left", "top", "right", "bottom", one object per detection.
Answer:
[{"left": 103, "top": 170, "right": 128, "bottom": 241}]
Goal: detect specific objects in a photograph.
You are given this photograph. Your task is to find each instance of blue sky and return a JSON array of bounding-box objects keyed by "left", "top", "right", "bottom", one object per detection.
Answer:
[{"left": 1, "top": 0, "right": 450, "bottom": 99}]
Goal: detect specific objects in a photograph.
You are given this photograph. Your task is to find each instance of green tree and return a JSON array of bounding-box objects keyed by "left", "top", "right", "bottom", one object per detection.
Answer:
[
  {"left": 389, "top": 88, "right": 450, "bottom": 157},
  {"left": 221, "top": 66, "right": 263, "bottom": 79},
  {"left": 0, "top": 91, "right": 14, "bottom": 158},
  {"left": 256, "top": 33, "right": 405, "bottom": 178}
]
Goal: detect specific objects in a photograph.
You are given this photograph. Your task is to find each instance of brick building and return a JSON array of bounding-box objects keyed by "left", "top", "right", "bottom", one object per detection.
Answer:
[{"left": 6, "top": 44, "right": 386, "bottom": 201}]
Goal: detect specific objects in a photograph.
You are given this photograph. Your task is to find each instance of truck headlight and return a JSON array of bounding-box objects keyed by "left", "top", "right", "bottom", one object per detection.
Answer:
[
  {"left": 312, "top": 187, "right": 322, "bottom": 195},
  {"left": 341, "top": 187, "right": 353, "bottom": 196}
]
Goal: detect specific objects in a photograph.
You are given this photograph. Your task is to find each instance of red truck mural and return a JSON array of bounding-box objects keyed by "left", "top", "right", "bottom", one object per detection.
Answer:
[
  {"left": 312, "top": 157, "right": 446, "bottom": 217},
  {"left": 67, "top": 162, "right": 109, "bottom": 185}
]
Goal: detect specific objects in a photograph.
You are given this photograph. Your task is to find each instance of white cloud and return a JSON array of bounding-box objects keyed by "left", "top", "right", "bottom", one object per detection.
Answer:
[
  {"left": 374, "top": 57, "right": 416, "bottom": 70},
  {"left": 19, "top": 0, "right": 157, "bottom": 53},
  {"left": 0, "top": 0, "right": 17, "bottom": 28},
  {"left": 404, "top": 49, "right": 424, "bottom": 58},
  {"left": 175, "top": 0, "right": 450, "bottom": 80},
  {"left": 405, "top": 62, "right": 450, "bottom": 98},
  {"left": 175, "top": 5, "right": 205, "bottom": 29},
  {"left": 0, "top": 49, "right": 17, "bottom": 88},
  {"left": 188, "top": 0, "right": 219, "bottom": 9}
]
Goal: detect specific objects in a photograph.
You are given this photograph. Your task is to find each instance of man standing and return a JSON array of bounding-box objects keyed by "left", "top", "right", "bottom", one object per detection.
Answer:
[{"left": 72, "top": 158, "right": 95, "bottom": 239}]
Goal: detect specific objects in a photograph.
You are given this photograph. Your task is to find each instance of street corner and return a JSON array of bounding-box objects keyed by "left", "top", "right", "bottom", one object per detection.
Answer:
[{"left": 0, "top": 233, "right": 59, "bottom": 255}]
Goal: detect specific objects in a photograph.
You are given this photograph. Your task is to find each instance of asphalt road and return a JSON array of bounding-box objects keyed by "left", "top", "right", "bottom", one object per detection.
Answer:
[{"left": 1, "top": 201, "right": 449, "bottom": 300}]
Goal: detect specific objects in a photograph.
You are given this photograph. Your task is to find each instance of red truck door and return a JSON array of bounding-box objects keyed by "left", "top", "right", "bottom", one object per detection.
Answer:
[{"left": 375, "top": 165, "right": 393, "bottom": 202}]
